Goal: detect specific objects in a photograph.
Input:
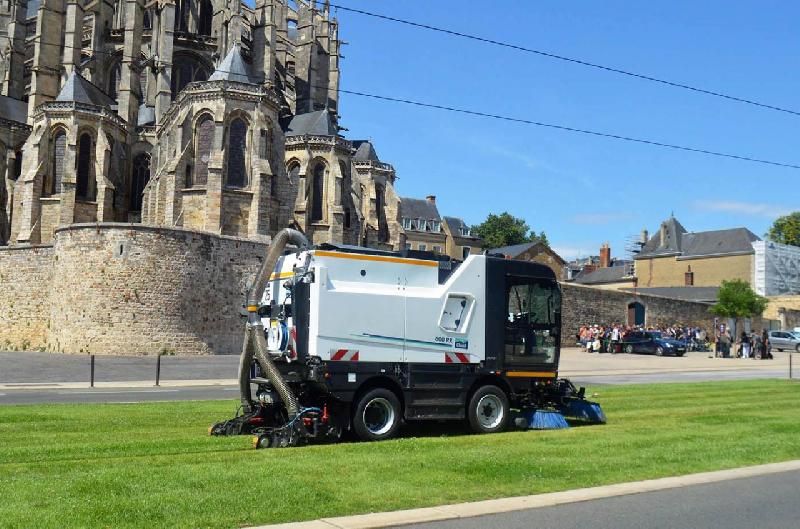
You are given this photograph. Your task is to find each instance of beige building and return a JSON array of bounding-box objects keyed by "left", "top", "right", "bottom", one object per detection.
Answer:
[
  {"left": 399, "top": 195, "right": 446, "bottom": 254},
  {"left": 442, "top": 216, "right": 482, "bottom": 260},
  {"left": 634, "top": 217, "right": 759, "bottom": 288}
]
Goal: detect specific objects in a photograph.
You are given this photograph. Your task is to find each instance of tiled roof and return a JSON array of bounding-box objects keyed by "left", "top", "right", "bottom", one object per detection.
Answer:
[
  {"left": 574, "top": 266, "right": 633, "bottom": 285},
  {"left": 636, "top": 216, "right": 760, "bottom": 259},
  {"left": 353, "top": 140, "right": 380, "bottom": 161},
  {"left": 56, "top": 71, "right": 116, "bottom": 108},
  {"left": 208, "top": 44, "right": 256, "bottom": 84},
  {"left": 399, "top": 197, "right": 440, "bottom": 221},
  {"left": 286, "top": 110, "right": 338, "bottom": 136}
]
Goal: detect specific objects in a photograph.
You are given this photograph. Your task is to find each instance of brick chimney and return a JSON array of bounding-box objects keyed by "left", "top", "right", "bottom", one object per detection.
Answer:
[
  {"left": 685, "top": 265, "right": 694, "bottom": 286},
  {"left": 599, "top": 243, "right": 611, "bottom": 268},
  {"left": 426, "top": 195, "right": 436, "bottom": 204}
]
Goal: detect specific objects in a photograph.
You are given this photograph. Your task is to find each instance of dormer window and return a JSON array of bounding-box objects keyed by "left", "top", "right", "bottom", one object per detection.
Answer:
[
  {"left": 430, "top": 220, "right": 441, "bottom": 233},
  {"left": 418, "top": 218, "right": 427, "bottom": 231},
  {"left": 402, "top": 218, "right": 413, "bottom": 230}
]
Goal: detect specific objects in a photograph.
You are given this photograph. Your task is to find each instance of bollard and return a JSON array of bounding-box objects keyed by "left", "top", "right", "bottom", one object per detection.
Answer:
[
  {"left": 155, "top": 354, "right": 161, "bottom": 387},
  {"left": 90, "top": 354, "right": 95, "bottom": 388}
]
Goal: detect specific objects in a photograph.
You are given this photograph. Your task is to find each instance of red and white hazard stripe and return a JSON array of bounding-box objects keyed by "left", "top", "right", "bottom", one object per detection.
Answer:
[
  {"left": 444, "top": 351, "right": 470, "bottom": 364},
  {"left": 330, "top": 349, "right": 360, "bottom": 361}
]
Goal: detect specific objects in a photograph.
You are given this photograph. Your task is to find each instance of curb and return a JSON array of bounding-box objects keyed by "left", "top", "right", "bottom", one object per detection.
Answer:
[
  {"left": 249, "top": 460, "right": 800, "bottom": 529},
  {"left": 0, "top": 379, "right": 238, "bottom": 390}
]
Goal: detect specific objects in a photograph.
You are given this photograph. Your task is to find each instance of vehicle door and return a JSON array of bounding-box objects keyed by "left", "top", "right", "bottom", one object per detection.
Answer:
[
  {"left": 773, "top": 332, "right": 789, "bottom": 349},
  {"left": 501, "top": 277, "right": 561, "bottom": 371}
]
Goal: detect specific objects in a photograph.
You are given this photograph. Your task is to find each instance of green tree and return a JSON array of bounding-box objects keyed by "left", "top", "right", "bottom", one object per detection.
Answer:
[
  {"left": 472, "top": 212, "right": 548, "bottom": 249},
  {"left": 709, "top": 279, "right": 768, "bottom": 333},
  {"left": 768, "top": 212, "right": 800, "bottom": 247}
]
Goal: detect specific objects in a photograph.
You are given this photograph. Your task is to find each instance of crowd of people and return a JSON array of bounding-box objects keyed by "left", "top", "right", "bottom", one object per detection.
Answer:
[{"left": 576, "top": 323, "right": 774, "bottom": 359}]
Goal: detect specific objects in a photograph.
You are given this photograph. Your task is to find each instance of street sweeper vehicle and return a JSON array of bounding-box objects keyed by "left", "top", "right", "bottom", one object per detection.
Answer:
[{"left": 210, "top": 228, "right": 605, "bottom": 448}]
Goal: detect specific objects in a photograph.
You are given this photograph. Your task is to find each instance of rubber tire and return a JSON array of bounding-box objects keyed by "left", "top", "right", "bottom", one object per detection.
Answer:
[
  {"left": 352, "top": 388, "right": 402, "bottom": 442},
  {"left": 467, "top": 385, "right": 510, "bottom": 434},
  {"left": 624, "top": 344, "right": 634, "bottom": 354},
  {"left": 656, "top": 347, "right": 664, "bottom": 356},
  {"left": 676, "top": 352, "right": 685, "bottom": 357},
  {"left": 796, "top": 344, "right": 800, "bottom": 353}
]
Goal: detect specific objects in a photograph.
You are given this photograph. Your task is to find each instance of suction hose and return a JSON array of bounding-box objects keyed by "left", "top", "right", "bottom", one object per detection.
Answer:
[{"left": 239, "top": 228, "right": 309, "bottom": 416}]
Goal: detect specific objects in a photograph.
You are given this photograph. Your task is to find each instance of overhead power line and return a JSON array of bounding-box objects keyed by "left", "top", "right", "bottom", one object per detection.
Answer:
[
  {"left": 329, "top": 3, "right": 800, "bottom": 118},
  {"left": 333, "top": 87, "right": 800, "bottom": 170},
  {"left": 13, "top": 36, "right": 800, "bottom": 170}
]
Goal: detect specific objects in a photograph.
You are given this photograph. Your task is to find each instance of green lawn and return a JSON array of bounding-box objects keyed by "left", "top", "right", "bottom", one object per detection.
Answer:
[{"left": 1, "top": 380, "right": 799, "bottom": 529}]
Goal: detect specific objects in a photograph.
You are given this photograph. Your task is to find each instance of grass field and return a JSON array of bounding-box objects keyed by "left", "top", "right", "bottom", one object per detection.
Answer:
[{"left": 1, "top": 380, "right": 799, "bottom": 529}]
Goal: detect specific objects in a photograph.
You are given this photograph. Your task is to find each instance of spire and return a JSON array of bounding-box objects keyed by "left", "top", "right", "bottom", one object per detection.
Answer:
[{"left": 208, "top": 43, "right": 256, "bottom": 84}]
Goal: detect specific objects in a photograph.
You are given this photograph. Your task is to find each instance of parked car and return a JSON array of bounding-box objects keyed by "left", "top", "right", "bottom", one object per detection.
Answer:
[
  {"left": 767, "top": 330, "right": 800, "bottom": 352},
  {"left": 622, "top": 331, "right": 686, "bottom": 356}
]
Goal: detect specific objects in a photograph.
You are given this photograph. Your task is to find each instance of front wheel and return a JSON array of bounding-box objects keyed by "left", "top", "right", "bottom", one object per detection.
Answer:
[
  {"left": 624, "top": 344, "right": 634, "bottom": 354},
  {"left": 467, "top": 385, "right": 510, "bottom": 434},
  {"left": 656, "top": 347, "right": 664, "bottom": 356},
  {"left": 795, "top": 344, "right": 800, "bottom": 353},
  {"left": 352, "top": 388, "right": 402, "bottom": 442}
]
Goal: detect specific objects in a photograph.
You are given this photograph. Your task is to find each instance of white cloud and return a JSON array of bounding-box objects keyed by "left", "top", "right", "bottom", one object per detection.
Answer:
[{"left": 695, "top": 201, "right": 792, "bottom": 219}]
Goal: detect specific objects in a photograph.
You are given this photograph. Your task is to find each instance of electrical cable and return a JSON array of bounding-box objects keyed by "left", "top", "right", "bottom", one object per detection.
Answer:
[
  {"left": 329, "top": 3, "right": 800, "bottom": 118},
  {"left": 10, "top": 37, "right": 800, "bottom": 170}
]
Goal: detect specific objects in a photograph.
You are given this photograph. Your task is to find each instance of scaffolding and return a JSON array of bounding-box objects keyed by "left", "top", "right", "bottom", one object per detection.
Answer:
[{"left": 753, "top": 241, "right": 800, "bottom": 296}]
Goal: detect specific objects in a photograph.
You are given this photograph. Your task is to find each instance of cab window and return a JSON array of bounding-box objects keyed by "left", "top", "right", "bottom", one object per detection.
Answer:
[{"left": 504, "top": 279, "right": 560, "bottom": 365}]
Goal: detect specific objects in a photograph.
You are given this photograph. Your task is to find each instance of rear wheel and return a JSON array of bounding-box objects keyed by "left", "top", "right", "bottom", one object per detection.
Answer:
[
  {"left": 624, "top": 344, "right": 634, "bottom": 354},
  {"left": 656, "top": 346, "right": 664, "bottom": 356},
  {"left": 352, "top": 388, "right": 402, "bottom": 442},
  {"left": 467, "top": 385, "right": 510, "bottom": 434},
  {"left": 795, "top": 344, "right": 800, "bottom": 353}
]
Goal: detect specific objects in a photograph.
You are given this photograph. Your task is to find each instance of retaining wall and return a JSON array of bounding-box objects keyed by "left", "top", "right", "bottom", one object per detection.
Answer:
[{"left": 0, "top": 244, "right": 55, "bottom": 351}]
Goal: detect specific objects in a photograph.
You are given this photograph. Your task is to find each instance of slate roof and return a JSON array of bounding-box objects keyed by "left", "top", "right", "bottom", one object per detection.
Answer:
[
  {"left": 620, "top": 286, "right": 719, "bottom": 303},
  {"left": 573, "top": 265, "right": 633, "bottom": 285},
  {"left": 352, "top": 140, "right": 380, "bottom": 162},
  {"left": 399, "top": 197, "right": 441, "bottom": 221},
  {"left": 56, "top": 71, "right": 116, "bottom": 108},
  {"left": 286, "top": 110, "right": 338, "bottom": 136},
  {"left": 442, "top": 216, "right": 480, "bottom": 240},
  {"left": 679, "top": 228, "right": 760, "bottom": 258},
  {"left": 636, "top": 216, "right": 760, "bottom": 259},
  {"left": 0, "top": 95, "right": 28, "bottom": 125},
  {"left": 208, "top": 43, "right": 256, "bottom": 84}
]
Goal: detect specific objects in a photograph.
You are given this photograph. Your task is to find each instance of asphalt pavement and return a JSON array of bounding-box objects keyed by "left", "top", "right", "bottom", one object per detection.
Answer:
[{"left": 399, "top": 470, "right": 800, "bottom": 529}]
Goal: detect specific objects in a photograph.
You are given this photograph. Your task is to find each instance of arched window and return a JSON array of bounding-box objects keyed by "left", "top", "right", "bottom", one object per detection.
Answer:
[
  {"left": 130, "top": 153, "right": 150, "bottom": 212},
  {"left": 143, "top": 7, "right": 152, "bottom": 30},
  {"left": 76, "top": 133, "right": 93, "bottom": 200},
  {"left": 47, "top": 130, "right": 66, "bottom": 196},
  {"left": 170, "top": 55, "right": 210, "bottom": 99},
  {"left": 193, "top": 115, "right": 214, "bottom": 186},
  {"left": 310, "top": 163, "right": 325, "bottom": 222},
  {"left": 226, "top": 118, "right": 248, "bottom": 188},
  {"left": 108, "top": 60, "right": 122, "bottom": 101},
  {"left": 198, "top": 0, "right": 212, "bottom": 36}
]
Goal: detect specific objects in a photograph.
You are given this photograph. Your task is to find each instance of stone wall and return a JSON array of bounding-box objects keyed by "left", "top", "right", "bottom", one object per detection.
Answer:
[
  {"left": 0, "top": 244, "right": 55, "bottom": 350},
  {"left": 46, "top": 223, "right": 268, "bottom": 355},
  {"left": 560, "top": 282, "right": 719, "bottom": 342}
]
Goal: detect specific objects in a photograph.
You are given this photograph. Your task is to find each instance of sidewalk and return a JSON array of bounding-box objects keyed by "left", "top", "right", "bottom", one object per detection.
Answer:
[{"left": 249, "top": 460, "right": 800, "bottom": 529}]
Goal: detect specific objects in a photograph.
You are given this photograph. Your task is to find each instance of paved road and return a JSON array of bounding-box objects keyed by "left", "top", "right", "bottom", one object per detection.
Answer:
[
  {"left": 0, "top": 351, "right": 239, "bottom": 384},
  {"left": 401, "top": 470, "right": 800, "bottom": 529}
]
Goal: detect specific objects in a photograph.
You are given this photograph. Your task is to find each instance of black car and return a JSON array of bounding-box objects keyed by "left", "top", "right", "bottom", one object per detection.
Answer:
[{"left": 622, "top": 331, "right": 686, "bottom": 356}]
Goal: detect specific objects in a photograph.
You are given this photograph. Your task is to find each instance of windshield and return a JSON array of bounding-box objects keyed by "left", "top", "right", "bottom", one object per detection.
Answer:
[
  {"left": 647, "top": 332, "right": 663, "bottom": 340},
  {"left": 504, "top": 278, "right": 561, "bottom": 366}
]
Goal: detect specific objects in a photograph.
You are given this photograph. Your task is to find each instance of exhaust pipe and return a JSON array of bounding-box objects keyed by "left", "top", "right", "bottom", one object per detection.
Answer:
[{"left": 239, "top": 228, "right": 309, "bottom": 416}]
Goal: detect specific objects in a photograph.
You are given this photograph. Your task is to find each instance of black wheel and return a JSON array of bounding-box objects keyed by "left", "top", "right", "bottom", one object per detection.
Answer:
[
  {"left": 795, "top": 344, "right": 800, "bottom": 353},
  {"left": 676, "top": 352, "right": 685, "bottom": 357},
  {"left": 624, "top": 344, "right": 634, "bottom": 354},
  {"left": 467, "top": 385, "right": 510, "bottom": 434},
  {"left": 656, "top": 346, "right": 664, "bottom": 356},
  {"left": 352, "top": 388, "right": 402, "bottom": 442}
]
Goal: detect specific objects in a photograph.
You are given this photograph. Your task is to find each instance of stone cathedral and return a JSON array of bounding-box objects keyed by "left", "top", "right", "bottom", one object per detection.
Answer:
[{"left": 0, "top": 0, "right": 403, "bottom": 249}]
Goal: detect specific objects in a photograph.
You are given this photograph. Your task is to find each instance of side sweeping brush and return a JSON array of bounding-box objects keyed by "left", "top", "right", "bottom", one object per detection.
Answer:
[
  {"left": 560, "top": 399, "right": 607, "bottom": 424},
  {"left": 526, "top": 409, "right": 570, "bottom": 430}
]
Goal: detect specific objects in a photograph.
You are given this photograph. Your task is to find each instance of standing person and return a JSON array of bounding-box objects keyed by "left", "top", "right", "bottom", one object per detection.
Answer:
[
  {"left": 740, "top": 331, "right": 750, "bottom": 359},
  {"left": 610, "top": 324, "right": 621, "bottom": 354},
  {"left": 761, "top": 329, "right": 772, "bottom": 360}
]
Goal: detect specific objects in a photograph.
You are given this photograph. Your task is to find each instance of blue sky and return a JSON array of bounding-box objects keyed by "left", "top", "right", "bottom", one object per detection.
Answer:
[{"left": 327, "top": 1, "right": 799, "bottom": 260}]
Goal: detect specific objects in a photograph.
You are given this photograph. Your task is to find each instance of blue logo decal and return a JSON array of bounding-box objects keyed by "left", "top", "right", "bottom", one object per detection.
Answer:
[{"left": 455, "top": 340, "right": 469, "bottom": 350}]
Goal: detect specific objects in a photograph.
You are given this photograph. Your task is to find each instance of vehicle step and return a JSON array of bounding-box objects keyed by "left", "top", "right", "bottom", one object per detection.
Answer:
[{"left": 408, "top": 398, "right": 463, "bottom": 407}]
